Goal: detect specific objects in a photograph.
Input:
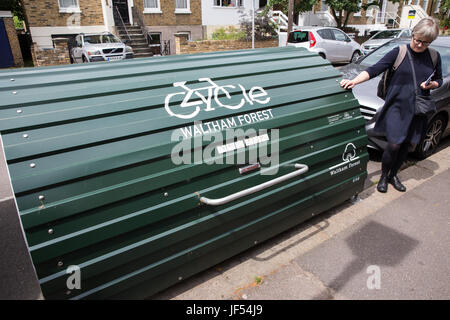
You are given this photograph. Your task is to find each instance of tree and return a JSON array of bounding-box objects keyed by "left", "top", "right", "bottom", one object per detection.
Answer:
[
  {"left": 325, "top": 0, "right": 363, "bottom": 29},
  {"left": 263, "top": 0, "right": 317, "bottom": 24}
]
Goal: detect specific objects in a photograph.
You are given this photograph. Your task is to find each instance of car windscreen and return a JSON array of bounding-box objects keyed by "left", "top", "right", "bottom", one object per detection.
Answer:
[
  {"left": 84, "top": 35, "right": 121, "bottom": 44},
  {"left": 360, "top": 42, "right": 450, "bottom": 78},
  {"left": 288, "top": 31, "right": 309, "bottom": 43},
  {"left": 434, "top": 46, "right": 450, "bottom": 77},
  {"left": 359, "top": 41, "right": 401, "bottom": 67},
  {"left": 371, "top": 30, "right": 401, "bottom": 40}
]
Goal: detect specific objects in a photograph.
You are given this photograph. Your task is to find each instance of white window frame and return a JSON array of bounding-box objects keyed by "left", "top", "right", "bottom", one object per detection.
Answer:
[
  {"left": 434, "top": 0, "right": 441, "bottom": 13},
  {"left": 58, "top": 0, "right": 81, "bottom": 13},
  {"left": 213, "top": 0, "right": 244, "bottom": 8},
  {"left": 175, "top": 0, "right": 191, "bottom": 14},
  {"left": 174, "top": 31, "right": 191, "bottom": 41},
  {"left": 354, "top": 0, "right": 363, "bottom": 17},
  {"left": 144, "top": 0, "right": 162, "bottom": 14}
]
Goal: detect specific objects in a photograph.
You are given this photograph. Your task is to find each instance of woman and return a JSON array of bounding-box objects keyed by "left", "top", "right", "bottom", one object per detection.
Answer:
[{"left": 340, "top": 18, "right": 443, "bottom": 193}]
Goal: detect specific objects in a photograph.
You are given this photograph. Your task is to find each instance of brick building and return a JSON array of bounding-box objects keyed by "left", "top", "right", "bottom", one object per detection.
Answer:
[
  {"left": 22, "top": 0, "right": 203, "bottom": 58},
  {"left": 0, "top": 11, "right": 24, "bottom": 68}
]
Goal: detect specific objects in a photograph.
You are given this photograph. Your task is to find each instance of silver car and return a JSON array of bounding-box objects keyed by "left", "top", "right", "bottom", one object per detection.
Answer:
[
  {"left": 287, "top": 27, "right": 363, "bottom": 63},
  {"left": 70, "top": 33, "right": 133, "bottom": 63},
  {"left": 361, "top": 29, "right": 411, "bottom": 55}
]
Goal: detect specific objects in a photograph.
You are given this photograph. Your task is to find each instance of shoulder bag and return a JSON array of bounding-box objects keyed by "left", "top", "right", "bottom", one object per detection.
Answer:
[{"left": 406, "top": 49, "right": 437, "bottom": 116}]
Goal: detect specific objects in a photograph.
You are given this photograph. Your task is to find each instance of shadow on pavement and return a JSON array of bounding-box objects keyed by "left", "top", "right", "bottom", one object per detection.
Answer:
[{"left": 311, "top": 220, "right": 419, "bottom": 299}]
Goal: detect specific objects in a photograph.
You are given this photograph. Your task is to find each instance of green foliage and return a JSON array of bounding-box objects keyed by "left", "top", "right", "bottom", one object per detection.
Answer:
[
  {"left": 0, "top": 0, "right": 25, "bottom": 21},
  {"left": 13, "top": 15, "right": 23, "bottom": 29},
  {"left": 212, "top": 27, "right": 246, "bottom": 40},
  {"left": 263, "top": 0, "right": 317, "bottom": 16},
  {"left": 239, "top": 10, "right": 278, "bottom": 41}
]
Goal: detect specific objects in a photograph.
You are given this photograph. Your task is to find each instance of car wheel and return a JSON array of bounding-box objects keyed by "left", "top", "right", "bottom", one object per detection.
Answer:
[
  {"left": 82, "top": 56, "right": 88, "bottom": 63},
  {"left": 414, "top": 114, "right": 446, "bottom": 159},
  {"left": 351, "top": 51, "right": 361, "bottom": 63}
]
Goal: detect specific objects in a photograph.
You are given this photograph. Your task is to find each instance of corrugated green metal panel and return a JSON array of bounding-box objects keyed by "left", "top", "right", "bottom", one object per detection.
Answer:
[{"left": 0, "top": 47, "right": 368, "bottom": 299}]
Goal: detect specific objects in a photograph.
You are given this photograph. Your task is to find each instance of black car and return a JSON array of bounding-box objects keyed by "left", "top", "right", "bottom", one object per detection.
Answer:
[{"left": 340, "top": 37, "right": 450, "bottom": 159}]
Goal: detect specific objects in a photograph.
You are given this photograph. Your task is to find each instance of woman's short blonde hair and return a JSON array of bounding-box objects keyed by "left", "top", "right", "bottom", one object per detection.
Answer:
[{"left": 412, "top": 18, "right": 440, "bottom": 42}]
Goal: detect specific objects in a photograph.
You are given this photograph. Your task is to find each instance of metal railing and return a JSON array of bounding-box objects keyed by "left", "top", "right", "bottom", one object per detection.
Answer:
[
  {"left": 114, "top": 5, "right": 131, "bottom": 43},
  {"left": 131, "top": 6, "right": 150, "bottom": 46},
  {"left": 269, "top": 10, "right": 298, "bottom": 34}
]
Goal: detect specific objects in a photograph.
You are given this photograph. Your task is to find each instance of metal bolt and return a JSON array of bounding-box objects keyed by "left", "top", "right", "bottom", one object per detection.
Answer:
[
  {"left": 38, "top": 195, "right": 45, "bottom": 201},
  {"left": 57, "top": 261, "right": 63, "bottom": 267},
  {"left": 10, "top": 78, "right": 14, "bottom": 81},
  {"left": 48, "top": 229, "right": 54, "bottom": 234},
  {"left": 17, "top": 109, "right": 22, "bottom": 114},
  {"left": 29, "top": 163, "right": 36, "bottom": 168},
  {"left": 23, "top": 134, "right": 29, "bottom": 138},
  {"left": 164, "top": 192, "right": 168, "bottom": 197},
  {"left": 310, "top": 145, "right": 314, "bottom": 149},
  {"left": 178, "top": 276, "right": 183, "bottom": 281},
  {"left": 66, "top": 290, "right": 71, "bottom": 295},
  {"left": 12, "top": 91, "right": 17, "bottom": 95}
]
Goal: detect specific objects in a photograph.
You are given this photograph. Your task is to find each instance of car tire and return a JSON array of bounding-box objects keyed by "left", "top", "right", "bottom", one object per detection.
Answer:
[
  {"left": 414, "top": 114, "right": 447, "bottom": 159},
  {"left": 82, "top": 56, "right": 88, "bottom": 63},
  {"left": 351, "top": 51, "right": 361, "bottom": 63},
  {"left": 319, "top": 53, "right": 326, "bottom": 60}
]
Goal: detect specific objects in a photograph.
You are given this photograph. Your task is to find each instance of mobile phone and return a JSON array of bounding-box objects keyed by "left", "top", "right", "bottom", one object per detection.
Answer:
[{"left": 425, "top": 71, "right": 435, "bottom": 86}]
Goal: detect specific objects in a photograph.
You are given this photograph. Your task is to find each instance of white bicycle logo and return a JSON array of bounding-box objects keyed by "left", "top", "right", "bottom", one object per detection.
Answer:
[{"left": 164, "top": 77, "right": 270, "bottom": 119}]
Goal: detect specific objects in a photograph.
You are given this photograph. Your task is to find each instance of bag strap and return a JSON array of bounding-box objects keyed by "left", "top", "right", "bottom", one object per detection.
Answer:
[
  {"left": 406, "top": 49, "right": 419, "bottom": 96},
  {"left": 428, "top": 47, "right": 438, "bottom": 69},
  {"left": 393, "top": 45, "right": 407, "bottom": 70}
]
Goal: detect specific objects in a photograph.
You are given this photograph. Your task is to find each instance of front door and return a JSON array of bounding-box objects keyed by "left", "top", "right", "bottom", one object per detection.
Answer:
[{"left": 113, "top": 0, "right": 129, "bottom": 24}]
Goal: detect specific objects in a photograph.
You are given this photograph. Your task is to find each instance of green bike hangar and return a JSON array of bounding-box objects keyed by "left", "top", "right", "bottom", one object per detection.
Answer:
[{"left": 0, "top": 46, "right": 368, "bottom": 299}]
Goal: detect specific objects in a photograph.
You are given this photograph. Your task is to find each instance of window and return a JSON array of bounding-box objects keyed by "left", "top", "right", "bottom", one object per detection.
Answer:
[
  {"left": 213, "top": 0, "right": 244, "bottom": 7},
  {"left": 144, "top": 0, "right": 162, "bottom": 13},
  {"left": 331, "top": 29, "right": 349, "bottom": 42},
  {"left": 354, "top": 0, "right": 362, "bottom": 17},
  {"left": 287, "top": 31, "right": 309, "bottom": 43},
  {"left": 174, "top": 31, "right": 191, "bottom": 41},
  {"left": 317, "top": 29, "right": 333, "bottom": 40},
  {"left": 148, "top": 32, "right": 162, "bottom": 55},
  {"left": 175, "top": 0, "right": 191, "bottom": 13},
  {"left": 58, "top": 0, "right": 80, "bottom": 13},
  {"left": 435, "top": 0, "right": 441, "bottom": 13}
]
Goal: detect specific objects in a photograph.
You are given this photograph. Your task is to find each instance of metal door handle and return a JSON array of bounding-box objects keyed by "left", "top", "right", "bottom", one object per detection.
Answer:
[{"left": 199, "top": 164, "right": 309, "bottom": 206}]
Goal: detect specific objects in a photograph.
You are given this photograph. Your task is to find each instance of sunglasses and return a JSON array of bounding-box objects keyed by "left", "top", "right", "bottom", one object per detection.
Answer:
[{"left": 413, "top": 37, "right": 432, "bottom": 46}]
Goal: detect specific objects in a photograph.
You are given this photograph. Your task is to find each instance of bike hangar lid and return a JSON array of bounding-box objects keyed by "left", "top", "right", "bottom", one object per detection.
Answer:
[{"left": 0, "top": 47, "right": 368, "bottom": 299}]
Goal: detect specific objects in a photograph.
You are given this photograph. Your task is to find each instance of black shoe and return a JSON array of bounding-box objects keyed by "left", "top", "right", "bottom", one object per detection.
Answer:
[
  {"left": 377, "top": 175, "right": 388, "bottom": 193},
  {"left": 389, "top": 175, "right": 406, "bottom": 192}
]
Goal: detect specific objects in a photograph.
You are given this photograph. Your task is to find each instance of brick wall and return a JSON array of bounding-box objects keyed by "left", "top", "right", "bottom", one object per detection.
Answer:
[
  {"left": 135, "top": 0, "right": 201, "bottom": 26},
  {"left": 175, "top": 37, "right": 278, "bottom": 55},
  {"left": 23, "top": 0, "right": 104, "bottom": 27},
  {"left": 31, "top": 38, "right": 70, "bottom": 67},
  {"left": 2, "top": 16, "right": 24, "bottom": 67}
]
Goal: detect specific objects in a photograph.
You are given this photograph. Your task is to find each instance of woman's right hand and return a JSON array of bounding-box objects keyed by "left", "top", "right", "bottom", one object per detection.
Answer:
[{"left": 340, "top": 79, "right": 356, "bottom": 89}]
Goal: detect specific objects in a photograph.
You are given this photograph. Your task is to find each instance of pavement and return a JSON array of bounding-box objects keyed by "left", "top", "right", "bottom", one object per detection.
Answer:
[{"left": 152, "top": 137, "right": 450, "bottom": 300}]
